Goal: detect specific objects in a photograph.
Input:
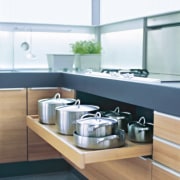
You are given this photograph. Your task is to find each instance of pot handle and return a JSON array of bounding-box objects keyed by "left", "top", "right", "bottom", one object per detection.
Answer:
[
  {"left": 96, "top": 135, "right": 118, "bottom": 144},
  {"left": 80, "top": 113, "right": 96, "bottom": 119},
  {"left": 53, "top": 93, "right": 61, "bottom": 99},
  {"left": 91, "top": 122, "right": 111, "bottom": 131},
  {"left": 115, "top": 129, "right": 126, "bottom": 141}
]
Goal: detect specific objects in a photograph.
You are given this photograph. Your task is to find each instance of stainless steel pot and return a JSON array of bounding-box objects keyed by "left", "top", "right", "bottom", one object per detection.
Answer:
[
  {"left": 73, "top": 129, "right": 125, "bottom": 150},
  {"left": 38, "top": 93, "right": 75, "bottom": 124},
  {"left": 76, "top": 112, "right": 118, "bottom": 137},
  {"left": 55, "top": 99, "right": 100, "bottom": 135},
  {"left": 128, "top": 117, "right": 153, "bottom": 143},
  {"left": 101, "top": 107, "right": 132, "bottom": 132}
]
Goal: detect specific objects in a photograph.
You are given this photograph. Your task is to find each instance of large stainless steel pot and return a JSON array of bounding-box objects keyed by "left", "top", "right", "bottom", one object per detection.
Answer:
[
  {"left": 101, "top": 107, "right": 132, "bottom": 132},
  {"left": 76, "top": 112, "right": 118, "bottom": 137},
  {"left": 38, "top": 93, "right": 75, "bottom": 124},
  {"left": 55, "top": 99, "right": 100, "bottom": 135},
  {"left": 73, "top": 129, "right": 125, "bottom": 150},
  {"left": 128, "top": 117, "right": 153, "bottom": 143}
]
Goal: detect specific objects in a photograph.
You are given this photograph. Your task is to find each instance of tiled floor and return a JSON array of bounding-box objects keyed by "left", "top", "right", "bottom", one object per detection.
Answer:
[{"left": 0, "top": 171, "right": 82, "bottom": 180}]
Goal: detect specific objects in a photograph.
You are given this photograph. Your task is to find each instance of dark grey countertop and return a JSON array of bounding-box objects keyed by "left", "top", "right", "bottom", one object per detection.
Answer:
[{"left": 0, "top": 71, "right": 180, "bottom": 117}]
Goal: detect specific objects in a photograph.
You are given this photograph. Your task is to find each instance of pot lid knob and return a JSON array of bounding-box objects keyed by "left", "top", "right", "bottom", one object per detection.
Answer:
[
  {"left": 95, "top": 112, "right": 102, "bottom": 119},
  {"left": 138, "top": 116, "right": 146, "bottom": 125},
  {"left": 113, "top": 106, "right": 120, "bottom": 113},
  {"left": 74, "top": 99, "right": 81, "bottom": 108},
  {"left": 53, "top": 93, "right": 61, "bottom": 99}
]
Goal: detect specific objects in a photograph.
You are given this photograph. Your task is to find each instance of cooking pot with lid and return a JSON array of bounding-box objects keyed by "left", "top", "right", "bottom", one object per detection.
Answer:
[
  {"left": 38, "top": 93, "right": 75, "bottom": 124},
  {"left": 55, "top": 99, "right": 100, "bottom": 135},
  {"left": 101, "top": 107, "right": 132, "bottom": 132},
  {"left": 76, "top": 112, "right": 118, "bottom": 137},
  {"left": 128, "top": 116, "right": 153, "bottom": 143}
]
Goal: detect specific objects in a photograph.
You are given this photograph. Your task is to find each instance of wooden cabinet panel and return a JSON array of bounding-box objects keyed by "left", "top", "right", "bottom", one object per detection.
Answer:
[
  {"left": 60, "top": 88, "right": 76, "bottom": 99},
  {"left": 154, "top": 112, "right": 180, "bottom": 144},
  {"left": 75, "top": 157, "right": 152, "bottom": 180},
  {"left": 153, "top": 137, "right": 180, "bottom": 172},
  {"left": 27, "top": 88, "right": 62, "bottom": 160},
  {"left": 0, "top": 88, "right": 27, "bottom": 163},
  {"left": 152, "top": 163, "right": 180, "bottom": 180}
]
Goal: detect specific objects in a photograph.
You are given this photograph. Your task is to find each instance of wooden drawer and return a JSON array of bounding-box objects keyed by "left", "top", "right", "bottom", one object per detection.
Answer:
[
  {"left": 153, "top": 136, "right": 180, "bottom": 172},
  {"left": 26, "top": 115, "right": 152, "bottom": 169},
  {"left": 154, "top": 111, "right": 180, "bottom": 144},
  {"left": 152, "top": 162, "right": 180, "bottom": 180},
  {"left": 76, "top": 157, "right": 152, "bottom": 180}
]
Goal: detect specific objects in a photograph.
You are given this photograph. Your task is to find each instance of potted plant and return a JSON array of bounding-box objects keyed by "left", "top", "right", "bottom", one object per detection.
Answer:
[{"left": 70, "top": 40, "right": 102, "bottom": 71}]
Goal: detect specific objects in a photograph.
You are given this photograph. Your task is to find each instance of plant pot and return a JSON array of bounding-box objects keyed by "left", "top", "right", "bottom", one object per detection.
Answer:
[
  {"left": 47, "top": 54, "right": 74, "bottom": 72},
  {"left": 73, "top": 54, "right": 101, "bottom": 72}
]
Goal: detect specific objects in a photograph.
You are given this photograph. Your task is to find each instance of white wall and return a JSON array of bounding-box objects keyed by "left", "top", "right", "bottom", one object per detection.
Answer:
[{"left": 101, "top": 0, "right": 180, "bottom": 24}]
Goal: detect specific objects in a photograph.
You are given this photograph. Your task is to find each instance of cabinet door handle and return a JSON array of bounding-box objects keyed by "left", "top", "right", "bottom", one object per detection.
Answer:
[
  {"left": 61, "top": 87, "right": 73, "bottom": 91},
  {"left": 0, "top": 88, "right": 25, "bottom": 91},
  {"left": 153, "top": 136, "right": 180, "bottom": 148},
  {"left": 29, "top": 87, "right": 59, "bottom": 90},
  {"left": 153, "top": 161, "right": 180, "bottom": 177}
]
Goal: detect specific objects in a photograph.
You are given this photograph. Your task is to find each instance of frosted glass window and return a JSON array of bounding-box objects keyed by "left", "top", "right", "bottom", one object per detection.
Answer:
[
  {"left": 0, "top": 0, "right": 92, "bottom": 25},
  {"left": 0, "top": 31, "right": 13, "bottom": 69},
  {"left": 101, "top": 29, "right": 143, "bottom": 69},
  {"left": 13, "top": 32, "right": 94, "bottom": 69},
  {"left": 101, "top": 0, "right": 180, "bottom": 24}
]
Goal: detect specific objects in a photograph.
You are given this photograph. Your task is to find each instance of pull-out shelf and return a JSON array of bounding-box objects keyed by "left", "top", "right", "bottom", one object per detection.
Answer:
[{"left": 26, "top": 115, "right": 152, "bottom": 169}]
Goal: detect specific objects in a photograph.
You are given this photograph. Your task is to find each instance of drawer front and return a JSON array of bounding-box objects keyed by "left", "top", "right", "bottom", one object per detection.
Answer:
[
  {"left": 152, "top": 162, "right": 180, "bottom": 180},
  {"left": 153, "top": 137, "right": 180, "bottom": 172},
  {"left": 154, "top": 112, "right": 180, "bottom": 144}
]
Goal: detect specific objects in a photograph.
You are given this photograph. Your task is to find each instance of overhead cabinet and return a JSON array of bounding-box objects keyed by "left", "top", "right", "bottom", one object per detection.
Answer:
[{"left": 0, "top": 0, "right": 92, "bottom": 25}]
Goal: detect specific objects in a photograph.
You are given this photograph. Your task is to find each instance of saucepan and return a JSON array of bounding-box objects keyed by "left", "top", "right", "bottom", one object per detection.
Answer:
[
  {"left": 55, "top": 99, "right": 100, "bottom": 135},
  {"left": 73, "top": 128, "right": 125, "bottom": 150},
  {"left": 76, "top": 112, "right": 118, "bottom": 137},
  {"left": 38, "top": 93, "right": 75, "bottom": 124},
  {"left": 128, "top": 116, "right": 153, "bottom": 143},
  {"left": 101, "top": 107, "right": 132, "bottom": 132}
]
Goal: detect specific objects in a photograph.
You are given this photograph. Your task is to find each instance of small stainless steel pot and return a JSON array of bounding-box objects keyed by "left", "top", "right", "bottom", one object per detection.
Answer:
[
  {"left": 101, "top": 107, "right": 132, "bottom": 132},
  {"left": 55, "top": 99, "right": 100, "bottom": 135},
  {"left": 76, "top": 112, "right": 118, "bottom": 137},
  {"left": 73, "top": 129, "right": 125, "bottom": 150},
  {"left": 128, "top": 117, "right": 153, "bottom": 143},
  {"left": 38, "top": 93, "right": 75, "bottom": 124}
]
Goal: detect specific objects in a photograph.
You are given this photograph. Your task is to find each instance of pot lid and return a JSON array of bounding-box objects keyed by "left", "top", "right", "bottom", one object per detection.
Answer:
[
  {"left": 56, "top": 99, "right": 99, "bottom": 112},
  {"left": 39, "top": 93, "right": 75, "bottom": 104},
  {"left": 58, "top": 104, "right": 99, "bottom": 112},
  {"left": 77, "top": 112, "right": 117, "bottom": 125}
]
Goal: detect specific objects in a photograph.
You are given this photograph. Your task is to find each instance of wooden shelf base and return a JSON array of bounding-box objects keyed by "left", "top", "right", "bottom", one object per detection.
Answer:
[{"left": 26, "top": 115, "right": 152, "bottom": 169}]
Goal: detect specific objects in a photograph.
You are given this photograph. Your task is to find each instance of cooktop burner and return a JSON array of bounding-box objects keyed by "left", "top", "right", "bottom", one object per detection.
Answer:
[{"left": 101, "top": 69, "right": 149, "bottom": 78}]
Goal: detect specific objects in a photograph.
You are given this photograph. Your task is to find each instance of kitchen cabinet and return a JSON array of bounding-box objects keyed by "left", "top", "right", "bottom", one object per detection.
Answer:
[
  {"left": 76, "top": 157, "right": 152, "bottom": 180},
  {"left": 152, "top": 112, "right": 180, "bottom": 179},
  {"left": 100, "top": 0, "right": 180, "bottom": 24},
  {"left": 0, "top": 0, "right": 91, "bottom": 25},
  {"left": 0, "top": 88, "right": 27, "bottom": 163},
  {"left": 27, "top": 87, "right": 75, "bottom": 161},
  {"left": 27, "top": 87, "right": 62, "bottom": 161}
]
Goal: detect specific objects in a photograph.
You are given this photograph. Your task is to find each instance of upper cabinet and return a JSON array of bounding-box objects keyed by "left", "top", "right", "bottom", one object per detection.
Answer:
[
  {"left": 0, "top": 0, "right": 92, "bottom": 25},
  {"left": 100, "top": 0, "right": 180, "bottom": 24}
]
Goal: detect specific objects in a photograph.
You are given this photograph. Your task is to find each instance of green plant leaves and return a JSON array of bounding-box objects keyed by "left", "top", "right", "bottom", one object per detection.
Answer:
[{"left": 71, "top": 40, "right": 101, "bottom": 54}]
